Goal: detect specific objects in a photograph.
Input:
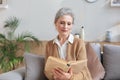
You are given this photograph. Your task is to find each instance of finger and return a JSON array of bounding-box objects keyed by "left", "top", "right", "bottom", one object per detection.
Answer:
[
  {"left": 54, "top": 69, "right": 62, "bottom": 76},
  {"left": 53, "top": 75, "right": 57, "bottom": 80},
  {"left": 53, "top": 70, "right": 60, "bottom": 80},
  {"left": 53, "top": 69, "right": 59, "bottom": 76},
  {"left": 57, "top": 67, "right": 64, "bottom": 71},
  {"left": 68, "top": 68, "right": 73, "bottom": 74},
  {"left": 54, "top": 68, "right": 64, "bottom": 75}
]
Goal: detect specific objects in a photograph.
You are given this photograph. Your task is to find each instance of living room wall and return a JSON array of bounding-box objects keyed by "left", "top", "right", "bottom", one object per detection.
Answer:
[{"left": 0, "top": 0, "right": 120, "bottom": 41}]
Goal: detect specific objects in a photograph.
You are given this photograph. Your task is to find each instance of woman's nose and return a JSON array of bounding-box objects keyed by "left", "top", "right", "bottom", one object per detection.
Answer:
[{"left": 64, "top": 24, "right": 68, "bottom": 28}]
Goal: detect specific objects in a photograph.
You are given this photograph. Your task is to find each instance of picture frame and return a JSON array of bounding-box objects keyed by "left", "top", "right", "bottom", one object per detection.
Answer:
[
  {"left": 111, "top": 0, "right": 120, "bottom": 7},
  {"left": 85, "top": 0, "right": 98, "bottom": 3},
  {"left": 0, "top": 0, "right": 8, "bottom": 8}
]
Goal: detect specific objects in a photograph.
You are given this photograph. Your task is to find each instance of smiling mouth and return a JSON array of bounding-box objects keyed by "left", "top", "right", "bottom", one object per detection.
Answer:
[{"left": 62, "top": 30, "right": 68, "bottom": 32}]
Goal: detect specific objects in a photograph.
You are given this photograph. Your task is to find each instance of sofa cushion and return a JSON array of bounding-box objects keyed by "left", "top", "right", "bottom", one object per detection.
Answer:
[
  {"left": 0, "top": 67, "right": 25, "bottom": 80},
  {"left": 86, "top": 43, "right": 105, "bottom": 80},
  {"left": 103, "top": 44, "right": 120, "bottom": 80},
  {"left": 24, "top": 53, "right": 48, "bottom": 80}
]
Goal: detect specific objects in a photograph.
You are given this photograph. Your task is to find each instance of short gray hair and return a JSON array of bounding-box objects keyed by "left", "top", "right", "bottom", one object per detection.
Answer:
[{"left": 54, "top": 7, "right": 74, "bottom": 24}]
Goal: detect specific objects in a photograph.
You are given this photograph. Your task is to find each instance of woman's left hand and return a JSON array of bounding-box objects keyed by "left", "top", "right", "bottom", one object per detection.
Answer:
[{"left": 53, "top": 67, "right": 73, "bottom": 80}]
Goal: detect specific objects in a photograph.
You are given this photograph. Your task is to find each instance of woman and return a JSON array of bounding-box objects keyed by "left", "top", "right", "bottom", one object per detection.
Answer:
[{"left": 45, "top": 7, "right": 92, "bottom": 80}]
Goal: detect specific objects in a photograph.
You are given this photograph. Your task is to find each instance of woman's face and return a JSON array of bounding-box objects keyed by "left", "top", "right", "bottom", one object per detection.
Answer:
[{"left": 55, "top": 15, "right": 73, "bottom": 37}]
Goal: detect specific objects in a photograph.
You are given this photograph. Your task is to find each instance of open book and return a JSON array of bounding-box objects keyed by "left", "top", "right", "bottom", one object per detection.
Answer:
[{"left": 44, "top": 56, "right": 87, "bottom": 80}]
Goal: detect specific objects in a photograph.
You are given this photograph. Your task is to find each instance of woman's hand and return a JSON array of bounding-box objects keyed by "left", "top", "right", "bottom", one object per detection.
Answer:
[{"left": 52, "top": 67, "right": 73, "bottom": 80}]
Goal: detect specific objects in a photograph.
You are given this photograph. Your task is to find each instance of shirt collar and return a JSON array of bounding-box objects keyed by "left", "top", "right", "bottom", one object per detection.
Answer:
[{"left": 53, "top": 34, "right": 74, "bottom": 44}]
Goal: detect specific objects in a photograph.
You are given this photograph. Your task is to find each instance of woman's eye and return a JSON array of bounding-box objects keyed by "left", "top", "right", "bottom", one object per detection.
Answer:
[
  {"left": 60, "top": 21, "right": 65, "bottom": 24},
  {"left": 67, "top": 22, "right": 71, "bottom": 25}
]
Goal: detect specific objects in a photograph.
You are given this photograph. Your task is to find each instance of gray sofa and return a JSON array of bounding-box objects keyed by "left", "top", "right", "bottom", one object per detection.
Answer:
[{"left": 0, "top": 43, "right": 120, "bottom": 80}]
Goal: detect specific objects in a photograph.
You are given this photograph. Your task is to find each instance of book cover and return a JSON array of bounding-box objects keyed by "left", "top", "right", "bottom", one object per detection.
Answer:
[{"left": 45, "top": 56, "right": 87, "bottom": 79}]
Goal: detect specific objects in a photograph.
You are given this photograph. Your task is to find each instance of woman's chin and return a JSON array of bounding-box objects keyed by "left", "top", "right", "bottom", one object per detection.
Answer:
[{"left": 61, "top": 33, "right": 69, "bottom": 36}]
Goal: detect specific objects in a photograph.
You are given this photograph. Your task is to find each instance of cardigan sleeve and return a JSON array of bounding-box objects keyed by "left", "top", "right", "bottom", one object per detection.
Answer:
[
  {"left": 45, "top": 42, "right": 49, "bottom": 62},
  {"left": 70, "top": 65, "right": 92, "bottom": 80},
  {"left": 71, "top": 39, "right": 92, "bottom": 80},
  {"left": 76, "top": 39, "right": 87, "bottom": 60},
  {"left": 44, "top": 40, "right": 54, "bottom": 62}
]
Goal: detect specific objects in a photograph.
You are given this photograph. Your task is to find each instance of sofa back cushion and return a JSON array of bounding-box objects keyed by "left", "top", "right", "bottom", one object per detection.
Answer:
[
  {"left": 103, "top": 44, "right": 120, "bottom": 80},
  {"left": 24, "top": 53, "right": 48, "bottom": 80},
  {"left": 86, "top": 43, "right": 105, "bottom": 80}
]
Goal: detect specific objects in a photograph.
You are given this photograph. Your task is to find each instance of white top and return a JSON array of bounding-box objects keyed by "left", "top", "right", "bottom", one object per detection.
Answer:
[{"left": 53, "top": 34, "right": 74, "bottom": 59}]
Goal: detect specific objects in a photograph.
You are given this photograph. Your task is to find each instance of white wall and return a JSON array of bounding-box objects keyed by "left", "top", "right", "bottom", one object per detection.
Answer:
[{"left": 0, "top": 0, "right": 120, "bottom": 41}]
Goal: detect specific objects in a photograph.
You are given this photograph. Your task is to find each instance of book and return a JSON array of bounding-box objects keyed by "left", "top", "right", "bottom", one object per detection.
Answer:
[{"left": 44, "top": 56, "right": 87, "bottom": 80}]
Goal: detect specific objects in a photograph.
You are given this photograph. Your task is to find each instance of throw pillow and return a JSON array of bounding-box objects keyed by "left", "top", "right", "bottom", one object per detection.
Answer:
[
  {"left": 103, "top": 44, "right": 120, "bottom": 80},
  {"left": 90, "top": 43, "right": 101, "bottom": 61},
  {"left": 86, "top": 43, "right": 105, "bottom": 80},
  {"left": 24, "top": 52, "right": 48, "bottom": 80}
]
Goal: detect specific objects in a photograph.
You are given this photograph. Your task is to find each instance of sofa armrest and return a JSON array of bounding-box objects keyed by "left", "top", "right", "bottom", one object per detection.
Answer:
[{"left": 0, "top": 67, "right": 25, "bottom": 80}]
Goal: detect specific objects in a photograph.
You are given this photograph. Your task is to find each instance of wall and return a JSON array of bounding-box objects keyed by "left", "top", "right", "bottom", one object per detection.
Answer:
[{"left": 0, "top": 0, "right": 120, "bottom": 41}]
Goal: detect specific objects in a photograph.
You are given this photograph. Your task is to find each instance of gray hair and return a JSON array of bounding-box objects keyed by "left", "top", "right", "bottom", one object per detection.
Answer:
[{"left": 54, "top": 7, "right": 74, "bottom": 24}]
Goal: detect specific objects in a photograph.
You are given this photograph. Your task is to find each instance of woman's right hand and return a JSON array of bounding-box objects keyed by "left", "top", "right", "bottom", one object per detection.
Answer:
[{"left": 52, "top": 67, "right": 73, "bottom": 80}]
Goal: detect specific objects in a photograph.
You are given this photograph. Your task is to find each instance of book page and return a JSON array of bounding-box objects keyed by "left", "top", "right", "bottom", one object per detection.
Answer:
[
  {"left": 68, "top": 59, "right": 87, "bottom": 74},
  {"left": 45, "top": 56, "right": 70, "bottom": 79},
  {"left": 45, "top": 56, "right": 87, "bottom": 79}
]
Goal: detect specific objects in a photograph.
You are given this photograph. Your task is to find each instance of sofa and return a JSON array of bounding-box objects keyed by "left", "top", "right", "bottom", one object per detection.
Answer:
[{"left": 0, "top": 42, "right": 120, "bottom": 80}]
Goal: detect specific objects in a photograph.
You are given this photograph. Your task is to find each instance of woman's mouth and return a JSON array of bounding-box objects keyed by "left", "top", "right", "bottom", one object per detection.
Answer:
[{"left": 61, "top": 29, "right": 68, "bottom": 32}]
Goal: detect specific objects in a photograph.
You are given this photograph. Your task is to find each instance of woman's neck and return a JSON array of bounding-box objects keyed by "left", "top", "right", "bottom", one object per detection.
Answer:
[{"left": 58, "top": 34, "right": 69, "bottom": 45}]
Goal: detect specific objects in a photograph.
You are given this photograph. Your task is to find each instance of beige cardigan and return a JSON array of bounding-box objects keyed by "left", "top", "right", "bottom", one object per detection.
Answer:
[{"left": 45, "top": 37, "right": 92, "bottom": 80}]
